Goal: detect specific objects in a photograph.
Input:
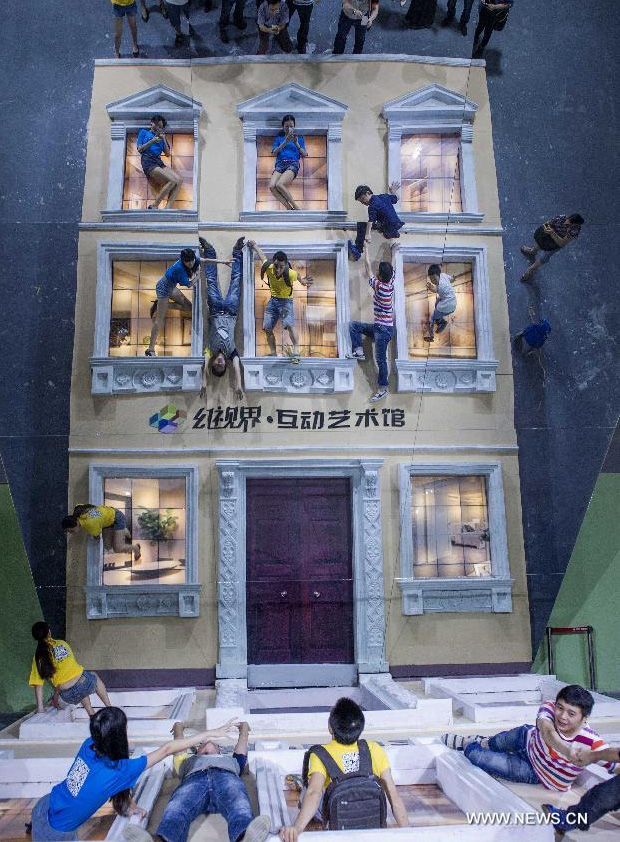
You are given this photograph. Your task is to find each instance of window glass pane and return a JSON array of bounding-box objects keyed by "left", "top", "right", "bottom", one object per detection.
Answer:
[
  {"left": 404, "top": 262, "right": 476, "bottom": 359},
  {"left": 102, "top": 476, "right": 188, "bottom": 585},
  {"left": 122, "top": 133, "right": 194, "bottom": 211},
  {"left": 255, "top": 135, "right": 328, "bottom": 211},
  {"left": 253, "top": 257, "right": 337, "bottom": 358},
  {"left": 109, "top": 260, "right": 193, "bottom": 357},
  {"left": 410, "top": 475, "right": 491, "bottom": 578},
  {"left": 400, "top": 134, "right": 462, "bottom": 213}
]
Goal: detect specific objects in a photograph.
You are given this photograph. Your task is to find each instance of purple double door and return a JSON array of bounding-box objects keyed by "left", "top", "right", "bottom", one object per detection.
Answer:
[{"left": 246, "top": 478, "right": 354, "bottom": 665}]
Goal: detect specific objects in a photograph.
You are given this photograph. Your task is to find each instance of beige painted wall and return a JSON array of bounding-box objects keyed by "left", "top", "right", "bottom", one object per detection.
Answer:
[{"left": 66, "top": 59, "right": 530, "bottom": 673}]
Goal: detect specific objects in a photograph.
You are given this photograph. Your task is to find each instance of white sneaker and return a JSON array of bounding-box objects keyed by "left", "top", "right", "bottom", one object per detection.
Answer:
[
  {"left": 369, "top": 389, "right": 388, "bottom": 403},
  {"left": 242, "top": 815, "right": 271, "bottom": 842},
  {"left": 345, "top": 350, "right": 365, "bottom": 361}
]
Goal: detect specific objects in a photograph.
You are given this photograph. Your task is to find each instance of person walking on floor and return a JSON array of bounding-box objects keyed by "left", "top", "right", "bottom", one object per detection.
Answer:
[
  {"left": 520, "top": 213, "right": 584, "bottom": 282},
  {"left": 164, "top": 0, "right": 196, "bottom": 46},
  {"left": 219, "top": 0, "right": 248, "bottom": 43},
  {"left": 471, "top": 0, "right": 513, "bottom": 57},
  {"left": 257, "top": 0, "right": 294, "bottom": 53},
  {"left": 441, "top": 0, "right": 474, "bottom": 35},
  {"left": 333, "top": 0, "right": 379, "bottom": 55},
  {"left": 286, "top": 0, "right": 320, "bottom": 52},
  {"left": 110, "top": 0, "right": 140, "bottom": 58},
  {"left": 138, "top": 0, "right": 168, "bottom": 22}
]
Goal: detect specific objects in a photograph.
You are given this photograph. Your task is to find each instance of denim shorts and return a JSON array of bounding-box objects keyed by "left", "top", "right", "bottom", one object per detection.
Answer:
[
  {"left": 112, "top": 509, "right": 127, "bottom": 530},
  {"left": 31, "top": 794, "right": 76, "bottom": 841},
  {"left": 112, "top": 1, "right": 137, "bottom": 18},
  {"left": 263, "top": 297, "right": 295, "bottom": 330},
  {"left": 59, "top": 670, "right": 97, "bottom": 705},
  {"left": 274, "top": 159, "right": 300, "bottom": 176},
  {"left": 141, "top": 153, "right": 166, "bottom": 176}
]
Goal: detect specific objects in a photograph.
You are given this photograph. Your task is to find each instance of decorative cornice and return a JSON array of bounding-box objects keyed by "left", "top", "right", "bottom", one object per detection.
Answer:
[{"left": 95, "top": 55, "right": 487, "bottom": 69}]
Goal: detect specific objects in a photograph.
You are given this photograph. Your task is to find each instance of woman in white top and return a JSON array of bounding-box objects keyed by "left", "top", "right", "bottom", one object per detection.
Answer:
[{"left": 424, "top": 263, "right": 457, "bottom": 342}]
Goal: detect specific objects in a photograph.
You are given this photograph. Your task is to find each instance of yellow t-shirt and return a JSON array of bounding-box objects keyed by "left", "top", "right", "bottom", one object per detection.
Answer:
[
  {"left": 29, "top": 639, "right": 84, "bottom": 687},
  {"left": 111, "top": 0, "right": 135, "bottom": 6},
  {"left": 263, "top": 264, "right": 299, "bottom": 299},
  {"left": 173, "top": 751, "right": 192, "bottom": 776},
  {"left": 77, "top": 505, "right": 117, "bottom": 537},
  {"left": 307, "top": 739, "right": 390, "bottom": 789}
]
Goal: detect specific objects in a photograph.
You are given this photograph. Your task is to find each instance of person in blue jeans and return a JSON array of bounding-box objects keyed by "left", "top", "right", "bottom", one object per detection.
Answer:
[
  {"left": 124, "top": 720, "right": 271, "bottom": 842},
  {"left": 349, "top": 183, "right": 404, "bottom": 260},
  {"left": 332, "top": 0, "right": 379, "bottom": 54},
  {"left": 346, "top": 245, "right": 395, "bottom": 403},
  {"left": 200, "top": 237, "right": 247, "bottom": 401}
]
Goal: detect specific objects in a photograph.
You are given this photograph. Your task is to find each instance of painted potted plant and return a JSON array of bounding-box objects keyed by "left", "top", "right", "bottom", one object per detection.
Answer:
[{"left": 137, "top": 509, "right": 179, "bottom": 543}]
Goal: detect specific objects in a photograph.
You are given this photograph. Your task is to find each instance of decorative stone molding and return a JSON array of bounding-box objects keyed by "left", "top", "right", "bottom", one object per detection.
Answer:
[
  {"left": 91, "top": 243, "right": 204, "bottom": 395},
  {"left": 241, "top": 242, "right": 355, "bottom": 393},
  {"left": 103, "top": 85, "right": 201, "bottom": 222},
  {"left": 359, "top": 673, "right": 420, "bottom": 710},
  {"left": 382, "top": 84, "right": 481, "bottom": 223},
  {"left": 392, "top": 244, "right": 498, "bottom": 394},
  {"left": 214, "top": 679, "right": 249, "bottom": 711},
  {"left": 215, "top": 459, "right": 387, "bottom": 680},
  {"left": 237, "top": 83, "right": 347, "bottom": 221},
  {"left": 397, "top": 463, "right": 513, "bottom": 615},
  {"left": 84, "top": 465, "right": 201, "bottom": 619}
]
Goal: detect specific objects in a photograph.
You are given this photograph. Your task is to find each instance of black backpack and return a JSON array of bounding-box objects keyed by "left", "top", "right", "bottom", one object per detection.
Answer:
[{"left": 302, "top": 740, "right": 388, "bottom": 831}]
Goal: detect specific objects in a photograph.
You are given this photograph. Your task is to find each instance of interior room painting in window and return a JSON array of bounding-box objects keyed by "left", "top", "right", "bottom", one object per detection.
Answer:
[
  {"left": 400, "top": 135, "right": 462, "bottom": 213},
  {"left": 253, "top": 257, "right": 337, "bottom": 357},
  {"left": 410, "top": 475, "right": 492, "bottom": 579},
  {"left": 404, "top": 261, "right": 476, "bottom": 358},
  {"left": 122, "top": 132, "right": 194, "bottom": 210},
  {"left": 109, "top": 260, "right": 193, "bottom": 358},
  {"left": 256, "top": 135, "right": 327, "bottom": 211},
  {"left": 102, "top": 476, "right": 187, "bottom": 586}
]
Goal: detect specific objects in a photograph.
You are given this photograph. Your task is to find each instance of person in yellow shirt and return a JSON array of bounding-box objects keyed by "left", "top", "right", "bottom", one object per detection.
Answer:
[
  {"left": 252, "top": 244, "right": 313, "bottom": 362},
  {"left": 279, "top": 697, "right": 409, "bottom": 840},
  {"left": 62, "top": 504, "right": 141, "bottom": 560},
  {"left": 29, "top": 622, "right": 112, "bottom": 716},
  {"left": 110, "top": 0, "right": 140, "bottom": 59}
]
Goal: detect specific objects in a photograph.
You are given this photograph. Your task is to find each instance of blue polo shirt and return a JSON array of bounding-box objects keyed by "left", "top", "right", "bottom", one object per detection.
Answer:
[
  {"left": 367, "top": 193, "right": 404, "bottom": 235},
  {"left": 272, "top": 133, "right": 306, "bottom": 163},
  {"left": 156, "top": 256, "right": 200, "bottom": 298},
  {"left": 137, "top": 128, "right": 164, "bottom": 158},
  {"left": 48, "top": 739, "right": 147, "bottom": 832},
  {"left": 522, "top": 319, "right": 551, "bottom": 349}
]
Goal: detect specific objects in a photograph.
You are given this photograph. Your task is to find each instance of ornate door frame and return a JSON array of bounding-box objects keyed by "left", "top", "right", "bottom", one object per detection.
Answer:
[{"left": 215, "top": 459, "right": 387, "bottom": 681}]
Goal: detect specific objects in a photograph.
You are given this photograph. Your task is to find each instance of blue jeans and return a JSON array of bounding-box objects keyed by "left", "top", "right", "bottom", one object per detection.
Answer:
[
  {"left": 205, "top": 248, "right": 242, "bottom": 316},
  {"left": 349, "top": 322, "right": 394, "bottom": 388},
  {"left": 31, "top": 794, "right": 76, "bottom": 841},
  {"left": 354, "top": 221, "right": 400, "bottom": 252},
  {"left": 446, "top": 0, "right": 475, "bottom": 23},
  {"left": 428, "top": 304, "right": 455, "bottom": 338},
  {"left": 570, "top": 773, "right": 620, "bottom": 830},
  {"left": 464, "top": 725, "right": 540, "bottom": 784},
  {"left": 157, "top": 769, "right": 254, "bottom": 842},
  {"left": 333, "top": 11, "right": 367, "bottom": 54},
  {"left": 166, "top": 0, "right": 190, "bottom": 31}
]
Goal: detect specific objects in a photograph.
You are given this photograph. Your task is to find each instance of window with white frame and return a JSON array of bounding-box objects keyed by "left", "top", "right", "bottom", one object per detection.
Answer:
[
  {"left": 398, "top": 463, "right": 513, "bottom": 615},
  {"left": 103, "top": 85, "right": 201, "bottom": 223},
  {"left": 241, "top": 242, "right": 355, "bottom": 394},
  {"left": 237, "top": 83, "right": 347, "bottom": 224},
  {"left": 392, "top": 245, "right": 497, "bottom": 393},
  {"left": 91, "top": 244, "right": 204, "bottom": 396},
  {"left": 85, "top": 466, "right": 200, "bottom": 620},
  {"left": 382, "top": 85, "right": 482, "bottom": 223}
]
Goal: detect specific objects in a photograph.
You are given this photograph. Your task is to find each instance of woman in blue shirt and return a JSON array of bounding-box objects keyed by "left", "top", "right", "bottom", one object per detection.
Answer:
[
  {"left": 30, "top": 706, "right": 236, "bottom": 840},
  {"left": 269, "top": 114, "right": 307, "bottom": 211},
  {"left": 136, "top": 114, "right": 184, "bottom": 210}
]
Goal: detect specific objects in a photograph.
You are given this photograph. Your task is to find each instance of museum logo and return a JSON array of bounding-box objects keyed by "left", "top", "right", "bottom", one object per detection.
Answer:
[{"left": 149, "top": 404, "right": 187, "bottom": 434}]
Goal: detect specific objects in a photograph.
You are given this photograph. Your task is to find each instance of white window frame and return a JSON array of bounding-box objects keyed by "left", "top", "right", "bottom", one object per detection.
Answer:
[
  {"left": 237, "top": 82, "right": 347, "bottom": 225},
  {"left": 84, "top": 465, "right": 201, "bottom": 620},
  {"left": 382, "top": 84, "right": 482, "bottom": 224},
  {"left": 241, "top": 241, "right": 355, "bottom": 394},
  {"left": 103, "top": 85, "right": 201, "bottom": 223},
  {"left": 91, "top": 243, "right": 204, "bottom": 395},
  {"left": 392, "top": 244, "right": 497, "bottom": 393},
  {"left": 397, "top": 462, "right": 513, "bottom": 615}
]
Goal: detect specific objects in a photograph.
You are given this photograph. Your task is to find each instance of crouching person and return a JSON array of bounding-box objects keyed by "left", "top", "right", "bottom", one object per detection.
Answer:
[
  {"left": 124, "top": 720, "right": 270, "bottom": 842},
  {"left": 279, "top": 697, "right": 409, "bottom": 840}
]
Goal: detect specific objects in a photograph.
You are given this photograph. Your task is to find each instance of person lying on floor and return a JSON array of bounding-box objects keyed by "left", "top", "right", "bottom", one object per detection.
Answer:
[
  {"left": 442, "top": 684, "right": 618, "bottom": 791},
  {"left": 124, "top": 720, "right": 270, "bottom": 842}
]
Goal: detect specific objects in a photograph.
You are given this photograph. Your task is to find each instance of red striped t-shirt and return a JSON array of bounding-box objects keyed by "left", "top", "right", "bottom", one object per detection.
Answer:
[
  {"left": 369, "top": 274, "right": 394, "bottom": 327},
  {"left": 526, "top": 701, "right": 618, "bottom": 791}
]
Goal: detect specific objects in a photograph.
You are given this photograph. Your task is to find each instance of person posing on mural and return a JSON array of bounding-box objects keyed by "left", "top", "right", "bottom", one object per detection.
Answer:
[
  {"left": 253, "top": 244, "right": 314, "bottom": 362},
  {"left": 146, "top": 240, "right": 234, "bottom": 358},
  {"left": 136, "top": 115, "right": 184, "bottom": 210},
  {"left": 30, "top": 706, "right": 236, "bottom": 841},
  {"left": 62, "top": 503, "right": 141, "bottom": 560},
  {"left": 269, "top": 115, "right": 307, "bottom": 210},
  {"left": 349, "top": 182, "right": 404, "bottom": 260},
  {"left": 346, "top": 244, "right": 395, "bottom": 404},
  {"left": 29, "top": 621, "right": 113, "bottom": 717},
  {"left": 200, "top": 237, "right": 248, "bottom": 401},
  {"left": 423, "top": 263, "right": 457, "bottom": 342}
]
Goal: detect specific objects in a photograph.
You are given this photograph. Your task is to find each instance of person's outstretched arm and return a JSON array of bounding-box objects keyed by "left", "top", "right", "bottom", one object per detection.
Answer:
[
  {"left": 145, "top": 718, "right": 237, "bottom": 769},
  {"left": 363, "top": 244, "right": 373, "bottom": 280},
  {"left": 233, "top": 721, "right": 250, "bottom": 755},
  {"left": 572, "top": 744, "right": 620, "bottom": 771},
  {"left": 279, "top": 771, "right": 325, "bottom": 841},
  {"left": 231, "top": 356, "right": 244, "bottom": 401},
  {"left": 381, "top": 769, "right": 409, "bottom": 827},
  {"left": 537, "top": 717, "right": 574, "bottom": 761}
]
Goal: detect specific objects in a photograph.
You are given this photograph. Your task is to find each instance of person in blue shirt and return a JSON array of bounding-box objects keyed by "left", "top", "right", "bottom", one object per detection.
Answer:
[
  {"left": 349, "top": 182, "right": 404, "bottom": 260},
  {"left": 514, "top": 318, "right": 551, "bottom": 356},
  {"left": 136, "top": 115, "right": 184, "bottom": 210},
  {"left": 146, "top": 241, "right": 234, "bottom": 357},
  {"left": 269, "top": 114, "right": 307, "bottom": 211},
  {"left": 30, "top": 706, "right": 236, "bottom": 841}
]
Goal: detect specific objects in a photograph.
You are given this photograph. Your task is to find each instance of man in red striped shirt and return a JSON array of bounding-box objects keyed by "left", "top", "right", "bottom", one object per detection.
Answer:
[
  {"left": 441, "top": 685, "right": 618, "bottom": 789},
  {"left": 346, "top": 245, "right": 395, "bottom": 403}
]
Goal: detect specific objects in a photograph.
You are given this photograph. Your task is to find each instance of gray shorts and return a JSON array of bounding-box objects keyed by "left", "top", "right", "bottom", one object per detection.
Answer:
[
  {"left": 59, "top": 670, "right": 97, "bottom": 705},
  {"left": 31, "top": 793, "right": 76, "bottom": 841}
]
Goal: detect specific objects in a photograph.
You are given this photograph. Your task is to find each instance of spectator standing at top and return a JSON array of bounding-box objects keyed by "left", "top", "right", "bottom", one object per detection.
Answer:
[
  {"left": 520, "top": 213, "right": 584, "bottom": 282},
  {"left": 471, "top": 0, "right": 513, "bottom": 57},
  {"left": 110, "top": 0, "right": 140, "bottom": 58},
  {"left": 441, "top": 0, "right": 475, "bottom": 35},
  {"left": 219, "top": 0, "right": 248, "bottom": 43},
  {"left": 287, "top": 0, "right": 321, "bottom": 53},
  {"left": 257, "top": 0, "right": 294, "bottom": 53},
  {"left": 164, "top": 0, "right": 196, "bottom": 46},
  {"left": 333, "top": 0, "right": 379, "bottom": 55}
]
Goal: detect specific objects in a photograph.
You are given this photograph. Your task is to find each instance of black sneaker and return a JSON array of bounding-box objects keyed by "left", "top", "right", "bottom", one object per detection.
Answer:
[
  {"left": 199, "top": 236, "right": 215, "bottom": 255},
  {"left": 441, "top": 14, "right": 454, "bottom": 26},
  {"left": 459, "top": 22, "right": 467, "bottom": 35},
  {"left": 149, "top": 301, "right": 158, "bottom": 319},
  {"left": 188, "top": 24, "right": 196, "bottom": 36},
  {"left": 234, "top": 16, "right": 247, "bottom": 29},
  {"left": 233, "top": 236, "right": 245, "bottom": 253},
  {"left": 174, "top": 32, "right": 185, "bottom": 46},
  {"left": 436, "top": 318, "right": 448, "bottom": 334},
  {"left": 219, "top": 26, "right": 229, "bottom": 43}
]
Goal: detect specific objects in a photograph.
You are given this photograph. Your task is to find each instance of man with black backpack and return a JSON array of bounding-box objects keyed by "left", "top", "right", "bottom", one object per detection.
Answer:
[{"left": 279, "top": 697, "right": 409, "bottom": 840}]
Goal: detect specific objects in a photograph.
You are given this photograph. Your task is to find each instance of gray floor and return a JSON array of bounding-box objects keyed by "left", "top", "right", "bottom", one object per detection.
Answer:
[{"left": 1, "top": 0, "right": 618, "bottom": 653}]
